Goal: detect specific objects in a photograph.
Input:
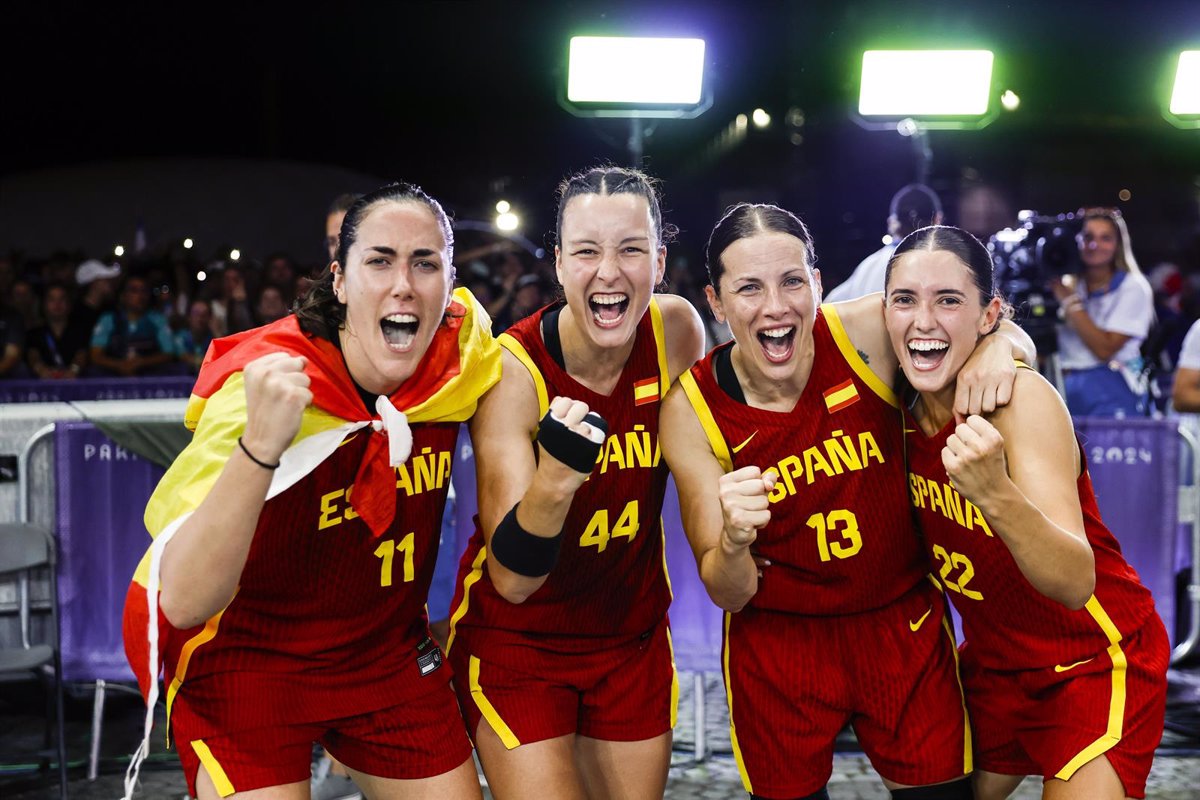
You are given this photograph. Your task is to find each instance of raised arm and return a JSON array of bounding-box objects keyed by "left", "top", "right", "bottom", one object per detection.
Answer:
[
  {"left": 835, "top": 293, "right": 1036, "bottom": 417},
  {"left": 660, "top": 384, "right": 766, "bottom": 612},
  {"left": 940, "top": 370, "right": 1096, "bottom": 609},
  {"left": 469, "top": 348, "right": 599, "bottom": 604},
  {"left": 159, "top": 353, "right": 312, "bottom": 628}
]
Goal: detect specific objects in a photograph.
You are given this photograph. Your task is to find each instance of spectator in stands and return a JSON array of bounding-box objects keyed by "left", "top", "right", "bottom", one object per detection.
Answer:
[
  {"left": 325, "top": 193, "right": 362, "bottom": 262},
  {"left": 826, "top": 183, "right": 944, "bottom": 303},
  {"left": 264, "top": 253, "right": 298, "bottom": 304},
  {"left": 72, "top": 258, "right": 120, "bottom": 336},
  {"left": 209, "top": 262, "right": 256, "bottom": 337},
  {"left": 26, "top": 283, "right": 89, "bottom": 379},
  {"left": 0, "top": 304, "right": 25, "bottom": 378},
  {"left": 255, "top": 284, "right": 290, "bottom": 324},
  {"left": 175, "top": 298, "right": 215, "bottom": 374},
  {"left": 1051, "top": 207, "right": 1154, "bottom": 417},
  {"left": 10, "top": 277, "right": 41, "bottom": 331},
  {"left": 90, "top": 274, "right": 176, "bottom": 376}
]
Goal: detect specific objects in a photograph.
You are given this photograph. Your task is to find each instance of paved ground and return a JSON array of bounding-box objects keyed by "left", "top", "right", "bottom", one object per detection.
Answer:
[{"left": 2, "top": 673, "right": 1197, "bottom": 798}]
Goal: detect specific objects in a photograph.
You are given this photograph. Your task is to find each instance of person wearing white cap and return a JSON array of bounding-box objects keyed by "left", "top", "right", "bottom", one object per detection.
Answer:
[{"left": 72, "top": 258, "right": 121, "bottom": 338}]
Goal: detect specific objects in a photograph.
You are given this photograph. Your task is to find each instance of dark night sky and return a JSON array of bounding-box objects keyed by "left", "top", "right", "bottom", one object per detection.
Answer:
[{"left": 5, "top": 0, "right": 1200, "bottom": 279}]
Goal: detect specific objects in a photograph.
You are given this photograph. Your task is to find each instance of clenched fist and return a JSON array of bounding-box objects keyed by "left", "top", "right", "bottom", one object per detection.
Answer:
[
  {"left": 718, "top": 466, "right": 777, "bottom": 554},
  {"left": 942, "top": 414, "right": 1007, "bottom": 504},
  {"left": 240, "top": 353, "right": 313, "bottom": 465}
]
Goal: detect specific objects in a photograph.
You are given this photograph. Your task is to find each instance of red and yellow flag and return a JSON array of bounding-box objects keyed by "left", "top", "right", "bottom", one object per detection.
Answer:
[
  {"left": 822, "top": 379, "right": 860, "bottom": 413},
  {"left": 633, "top": 376, "right": 661, "bottom": 406}
]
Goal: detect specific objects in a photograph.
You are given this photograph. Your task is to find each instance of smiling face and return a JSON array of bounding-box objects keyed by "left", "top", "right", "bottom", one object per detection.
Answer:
[
  {"left": 555, "top": 192, "right": 665, "bottom": 350},
  {"left": 884, "top": 248, "right": 1001, "bottom": 396},
  {"left": 707, "top": 231, "right": 821, "bottom": 382},
  {"left": 332, "top": 201, "right": 453, "bottom": 395}
]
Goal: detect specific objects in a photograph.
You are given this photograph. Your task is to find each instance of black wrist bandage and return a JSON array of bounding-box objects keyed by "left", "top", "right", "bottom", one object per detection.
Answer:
[
  {"left": 536, "top": 409, "right": 608, "bottom": 473},
  {"left": 490, "top": 504, "right": 563, "bottom": 577}
]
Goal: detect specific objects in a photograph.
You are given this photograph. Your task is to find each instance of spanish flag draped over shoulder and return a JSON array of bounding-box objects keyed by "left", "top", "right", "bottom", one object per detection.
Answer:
[{"left": 120, "top": 288, "right": 499, "bottom": 797}]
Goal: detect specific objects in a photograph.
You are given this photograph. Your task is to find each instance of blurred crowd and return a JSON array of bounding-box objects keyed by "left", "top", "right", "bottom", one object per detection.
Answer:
[{"left": 6, "top": 188, "right": 1200, "bottom": 423}]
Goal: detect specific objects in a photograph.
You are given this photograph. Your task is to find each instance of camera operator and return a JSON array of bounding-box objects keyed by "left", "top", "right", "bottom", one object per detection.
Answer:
[{"left": 1050, "top": 207, "right": 1154, "bottom": 417}]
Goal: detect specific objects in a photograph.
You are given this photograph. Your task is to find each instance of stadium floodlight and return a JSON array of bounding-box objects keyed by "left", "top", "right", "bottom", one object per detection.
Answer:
[
  {"left": 562, "top": 34, "right": 710, "bottom": 165},
  {"left": 562, "top": 36, "right": 709, "bottom": 120},
  {"left": 856, "top": 50, "right": 996, "bottom": 130},
  {"left": 1165, "top": 51, "right": 1200, "bottom": 128},
  {"left": 1170, "top": 51, "right": 1200, "bottom": 114}
]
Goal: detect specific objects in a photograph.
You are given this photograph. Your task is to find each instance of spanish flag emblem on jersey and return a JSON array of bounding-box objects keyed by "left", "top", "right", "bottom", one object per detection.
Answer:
[
  {"left": 823, "top": 378, "right": 860, "bottom": 413},
  {"left": 634, "top": 376, "right": 661, "bottom": 406}
]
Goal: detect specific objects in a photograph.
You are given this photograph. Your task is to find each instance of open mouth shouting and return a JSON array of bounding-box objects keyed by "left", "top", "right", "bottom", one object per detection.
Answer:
[
  {"left": 380, "top": 313, "right": 419, "bottom": 352},
  {"left": 588, "top": 292, "right": 630, "bottom": 328},
  {"left": 907, "top": 338, "right": 949, "bottom": 371},
  {"left": 757, "top": 325, "right": 796, "bottom": 363}
]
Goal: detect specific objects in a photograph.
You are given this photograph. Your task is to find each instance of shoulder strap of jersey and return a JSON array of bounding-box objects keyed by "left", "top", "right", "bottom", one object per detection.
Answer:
[
  {"left": 499, "top": 332, "right": 549, "bottom": 420},
  {"left": 648, "top": 296, "right": 671, "bottom": 394},
  {"left": 820, "top": 303, "right": 898, "bottom": 408},
  {"left": 678, "top": 368, "right": 734, "bottom": 472}
]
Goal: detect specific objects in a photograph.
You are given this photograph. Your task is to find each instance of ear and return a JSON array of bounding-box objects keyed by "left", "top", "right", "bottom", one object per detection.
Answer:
[
  {"left": 654, "top": 245, "right": 667, "bottom": 287},
  {"left": 331, "top": 261, "right": 346, "bottom": 304},
  {"left": 979, "top": 296, "right": 1003, "bottom": 335},
  {"left": 704, "top": 284, "right": 726, "bottom": 324},
  {"left": 812, "top": 267, "right": 823, "bottom": 305},
  {"left": 554, "top": 246, "right": 563, "bottom": 285}
]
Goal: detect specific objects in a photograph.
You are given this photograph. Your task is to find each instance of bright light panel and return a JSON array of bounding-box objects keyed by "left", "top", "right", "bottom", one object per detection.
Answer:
[
  {"left": 567, "top": 36, "right": 705, "bottom": 104},
  {"left": 1170, "top": 51, "right": 1200, "bottom": 115},
  {"left": 859, "top": 50, "right": 994, "bottom": 116}
]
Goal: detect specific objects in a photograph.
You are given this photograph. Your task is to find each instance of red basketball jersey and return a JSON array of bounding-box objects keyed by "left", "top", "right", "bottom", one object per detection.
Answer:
[
  {"left": 904, "top": 411, "right": 1158, "bottom": 671},
  {"left": 682, "top": 306, "right": 927, "bottom": 615},
  {"left": 160, "top": 422, "right": 459, "bottom": 738},
  {"left": 448, "top": 300, "right": 673, "bottom": 655}
]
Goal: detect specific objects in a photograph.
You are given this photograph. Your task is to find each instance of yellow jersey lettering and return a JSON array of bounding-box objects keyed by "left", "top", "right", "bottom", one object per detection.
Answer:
[
  {"left": 943, "top": 482, "right": 966, "bottom": 526},
  {"left": 395, "top": 463, "right": 414, "bottom": 495},
  {"left": 859, "top": 431, "right": 885, "bottom": 467},
  {"left": 966, "top": 501, "right": 994, "bottom": 537},
  {"left": 825, "top": 430, "right": 863, "bottom": 474},
  {"left": 626, "top": 425, "right": 653, "bottom": 469},
  {"left": 318, "top": 489, "right": 344, "bottom": 530},
  {"left": 928, "top": 479, "right": 947, "bottom": 517},
  {"left": 803, "top": 444, "right": 835, "bottom": 483},
  {"left": 414, "top": 447, "right": 436, "bottom": 494}
]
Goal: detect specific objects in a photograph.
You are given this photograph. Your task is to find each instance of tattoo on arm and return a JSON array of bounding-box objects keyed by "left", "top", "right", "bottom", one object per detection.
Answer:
[{"left": 857, "top": 349, "right": 870, "bottom": 364}]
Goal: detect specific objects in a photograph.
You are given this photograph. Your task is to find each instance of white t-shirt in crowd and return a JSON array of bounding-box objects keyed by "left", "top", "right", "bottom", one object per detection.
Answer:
[
  {"left": 1178, "top": 319, "right": 1200, "bottom": 371},
  {"left": 1057, "top": 270, "right": 1154, "bottom": 370},
  {"left": 825, "top": 244, "right": 895, "bottom": 303}
]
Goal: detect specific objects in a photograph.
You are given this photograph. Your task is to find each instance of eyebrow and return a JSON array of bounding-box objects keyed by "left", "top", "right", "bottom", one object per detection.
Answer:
[
  {"left": 567, "top": 236, "right": 650, "bottom": 246},
  {"left": 364, "top": 246, "right": 441, "bottom": 259},
  {"left": 888, "top": 287, "right": 967, "bottom": 297}
]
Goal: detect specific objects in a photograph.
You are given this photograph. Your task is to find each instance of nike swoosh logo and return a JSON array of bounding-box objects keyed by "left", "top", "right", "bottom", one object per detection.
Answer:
[
  {"left": 732, "top": 432, "right": 758, "bottom": 453},
  {"left": 909, "top": 606, "right": 932, "bottom": 632},
  {"left": 1054, "top": 657, "right": 1094, "bottom": 673},
  {"left": 338, "top": 433, "right": 360, "bottom": 448}
]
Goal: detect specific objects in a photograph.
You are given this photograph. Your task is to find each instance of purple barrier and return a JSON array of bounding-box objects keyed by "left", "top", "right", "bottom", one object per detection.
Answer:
[
  {"left": 663, "top": 475, "right": 723, "bottom": 673},
  {"left": 452, "top": 426, "right": 477, "bottom": 560},
  {"left": 54, "top": 422, "right": 164, "bottom": 682},
  {"left": 0, "top": 376, "right": 195, "bottom": 403},
  {"left": 1074, "top": 417, "right": 1181, "bottom": 647}
]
